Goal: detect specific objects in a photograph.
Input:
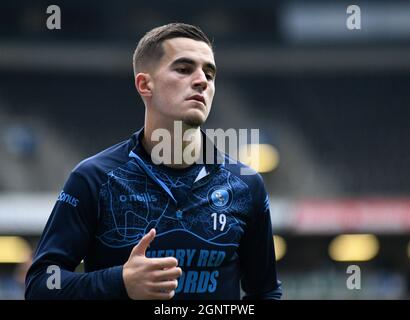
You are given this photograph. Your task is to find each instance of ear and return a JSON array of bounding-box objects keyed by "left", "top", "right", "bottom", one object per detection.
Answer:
[{"left": 135, "top": 73, "right": 153, "bottom": 97}]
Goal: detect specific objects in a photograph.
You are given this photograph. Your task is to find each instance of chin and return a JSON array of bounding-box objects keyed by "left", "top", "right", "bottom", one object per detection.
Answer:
[{"left": 182, "top": 112, "right": 206, "bottom": 128}]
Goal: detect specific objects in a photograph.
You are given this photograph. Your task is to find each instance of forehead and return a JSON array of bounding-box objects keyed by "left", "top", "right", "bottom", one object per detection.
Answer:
[{"left": 160, "top": 37, "right": 215, "bottom": 66}]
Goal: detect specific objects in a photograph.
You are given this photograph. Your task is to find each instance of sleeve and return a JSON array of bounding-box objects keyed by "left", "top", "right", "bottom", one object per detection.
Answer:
[
  {"left": 238, "top": 173, "right": 282, "bottom": 300},
  {"left": 25, "top": 171, "right": 128, "bottom": 299}
]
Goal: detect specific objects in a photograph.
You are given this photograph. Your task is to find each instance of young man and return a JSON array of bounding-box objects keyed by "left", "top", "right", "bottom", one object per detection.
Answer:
[{"left": 25, "top": 23, "right": 282, "bottom": 300}]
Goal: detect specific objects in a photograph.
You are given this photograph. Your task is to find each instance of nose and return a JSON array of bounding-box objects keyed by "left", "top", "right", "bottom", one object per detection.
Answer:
[{"left": 192, "top": 69, "right": 208, "bottom": 92}]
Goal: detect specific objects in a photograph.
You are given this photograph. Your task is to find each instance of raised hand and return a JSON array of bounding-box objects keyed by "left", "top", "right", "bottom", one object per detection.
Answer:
[{"left": 122, "top": 229, "right": 182, "bottom": 300}]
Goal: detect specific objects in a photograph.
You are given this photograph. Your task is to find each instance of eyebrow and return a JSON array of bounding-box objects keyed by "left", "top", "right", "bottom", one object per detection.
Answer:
[{"left": 171, "top": 57, "right": 217, "bottom": 76}]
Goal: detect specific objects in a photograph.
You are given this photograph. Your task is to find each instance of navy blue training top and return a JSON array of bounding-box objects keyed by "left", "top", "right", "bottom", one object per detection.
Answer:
[{"left": 25, "top": 128, "right": 282, "bottom": 300}]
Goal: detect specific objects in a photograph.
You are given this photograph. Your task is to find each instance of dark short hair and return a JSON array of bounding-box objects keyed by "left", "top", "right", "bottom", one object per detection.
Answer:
[{"left": 133, "top": 22, "right": 213, "bottom": 76}]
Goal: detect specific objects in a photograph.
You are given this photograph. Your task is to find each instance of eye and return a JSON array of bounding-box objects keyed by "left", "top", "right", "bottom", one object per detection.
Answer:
[
  {"left": 176, "top": 67, "right": 190, "bottom": 74},
  {"left": 205, "top": 73, "right": 214, "bottom": 81}
]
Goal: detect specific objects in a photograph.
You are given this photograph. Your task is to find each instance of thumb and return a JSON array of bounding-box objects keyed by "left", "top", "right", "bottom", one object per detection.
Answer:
[{"left": 131, "top": 228, "right": 156, "bottom": 256}]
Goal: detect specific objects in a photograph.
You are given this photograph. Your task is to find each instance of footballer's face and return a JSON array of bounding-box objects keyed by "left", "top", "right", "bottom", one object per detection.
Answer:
[{"left": 147, "top": 37, "right": 216, "bottom": 128}]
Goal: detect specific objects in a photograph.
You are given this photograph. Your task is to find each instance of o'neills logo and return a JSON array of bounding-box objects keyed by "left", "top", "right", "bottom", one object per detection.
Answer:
[{"left": 119, "top": 193, "right": 157, "bottom": 203}]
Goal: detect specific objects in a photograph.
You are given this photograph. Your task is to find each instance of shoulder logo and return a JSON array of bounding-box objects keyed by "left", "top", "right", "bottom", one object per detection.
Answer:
[
  {"left": 263, "top": 195, "right": 270, "bottom": 213},
  {"left": 208, "top": 186, "right": 232, "bottom": 210},
  {"left": 57, "top": 191, "right": 79, "bottom": 207}
]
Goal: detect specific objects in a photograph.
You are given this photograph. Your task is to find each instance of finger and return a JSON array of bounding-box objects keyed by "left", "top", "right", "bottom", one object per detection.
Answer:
[
  {"left": 150, "top": 280, "right": 179, "bottom": 292},
  {"left": 149, "top": 290, "right": 175, "bottom": 300},
  {"left": 148, "top": 257, "right": 178, "bottom": 270},
  {"left": 152, "top": 267, "right": 183, "bottom": 281},
  {"left": 131, "top": 229, "right": 156, "bottom": 256}
]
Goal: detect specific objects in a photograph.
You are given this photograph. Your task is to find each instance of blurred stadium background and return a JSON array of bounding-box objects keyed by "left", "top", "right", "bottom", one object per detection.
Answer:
[{"left": 0, "top": 0, "right": 409, "bottom": 299}]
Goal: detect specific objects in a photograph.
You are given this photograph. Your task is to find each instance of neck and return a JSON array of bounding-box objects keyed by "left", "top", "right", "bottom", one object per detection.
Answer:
[{"left": 143, "top": 117, "right": 202, "bottom": 169}]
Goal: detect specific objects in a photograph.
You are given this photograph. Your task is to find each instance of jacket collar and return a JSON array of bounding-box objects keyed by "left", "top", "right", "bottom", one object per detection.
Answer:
[{"left": 128, "top": 127, "right": 225, "bottom": 203}]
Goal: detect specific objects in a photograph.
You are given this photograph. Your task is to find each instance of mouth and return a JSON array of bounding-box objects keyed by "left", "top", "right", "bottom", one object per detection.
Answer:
[{"left": 187, "top": 94, "right": 206, "bottom": 105}]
